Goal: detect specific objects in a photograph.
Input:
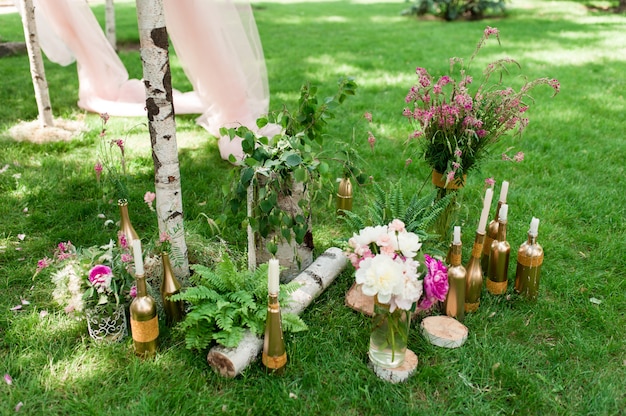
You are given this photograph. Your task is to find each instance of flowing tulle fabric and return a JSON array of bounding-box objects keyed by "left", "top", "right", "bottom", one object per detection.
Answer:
[{"left": 15, "top": 0, "right": 273, "bottom": 159}]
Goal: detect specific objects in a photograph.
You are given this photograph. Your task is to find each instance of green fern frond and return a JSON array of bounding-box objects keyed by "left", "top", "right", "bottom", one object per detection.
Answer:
[
  {"left": 281, "top": 313, "right": 309, "bottom": 333},
  {"left": 338, "top": 209, "right": 366, "bottom": 234},
  {"left": 171, "top": 285, "right": 220, "bottom": 304},
  {"left": 213, "top": 327, "right": 245, "bottom": 348}
]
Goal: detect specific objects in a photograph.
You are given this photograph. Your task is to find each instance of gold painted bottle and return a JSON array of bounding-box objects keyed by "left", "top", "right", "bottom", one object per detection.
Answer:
[
  {"left": 160, "top": 252, "right": 185, "bottom": 327},
  {"left": 515, "top": 217, "right": 544, "bottom": 300},
  {"left": 130, "top": 272, "right": 159, "bottom": 357},
  {"left": 481, "top": 181, "right": 508, "bottom": 273},
  {"left": 337, "top": 177, "right": 353, "bottom": 215},
  {"left": 262, "top": 292, "right": 287, "bottom": 374},
  {"left": 487, "top": 204, "right": 510, "bottom": 295},
  {"left": 118, "top": 199, "right": 139, "bottom": 243},
  {"left": 444, "top": 226, "right": 466, "bottom": 322},
  {"left": 464, "top": 231, "right": 485, "bottom": 313}
]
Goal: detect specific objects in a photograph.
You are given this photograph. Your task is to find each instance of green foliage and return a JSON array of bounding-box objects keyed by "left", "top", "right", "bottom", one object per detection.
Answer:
[
  {"left": 403, "top": 0, "right": 507, "bottom": 21},
  {"left": 221, "top": 78, "right": 360, "bottom": 246},
  {"left": 340, "top": 182, "right": 455, "bottom": 243},
  {"left": 171, "top": 254, "right": 307, "bottom": 350}
]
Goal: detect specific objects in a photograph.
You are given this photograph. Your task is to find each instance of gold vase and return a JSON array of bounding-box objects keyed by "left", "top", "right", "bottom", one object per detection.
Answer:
[
  {"left": 432, "top": 171, "right": 466, "bottom": 240},
  {"left": 262, "top": 293, "right": 287, "bottom": 374},
  {"left": 514, "top": 218, "right": 544, "bottom": 300},
  {"left": 118, "top": 199, "right": 139, "bottom": 243},
  {"left": 336, "top": 177, "right": 353, "bottom": 215},
  {"left": 481, "top": 200, "right": 503, "bottom": 274},
  {"left": 465, "top": 231, "right": 485, "bottom": 313},
  {"left": 160, "top": 252, "right": 185, "bottom": 327},
  {"left": 130, "top": 273, "right": 159, "bottom": 358},
  {"left": 444, "top": 241, "right": 466, "bottom": 322},
  {"left": 487, "top": 205, "right": 510, "bottom": 295}
]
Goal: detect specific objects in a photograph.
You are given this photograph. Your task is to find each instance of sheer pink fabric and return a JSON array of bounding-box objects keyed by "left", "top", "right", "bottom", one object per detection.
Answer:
[{"left": 17, "top": 0, "right": 273, "bottom": 160}]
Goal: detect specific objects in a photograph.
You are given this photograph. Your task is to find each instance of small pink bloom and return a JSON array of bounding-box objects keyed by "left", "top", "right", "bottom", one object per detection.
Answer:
[
  {"left": 121, "top": 253, "right": 133, "bottom": 263},
  {"left": 454, "top": 149, "right": 462, "bottom": 158},
  {"left": 388, "top": 219, "right": 406, "bottom": 233},
  {"left": 446, "top": 171, "right": 456, "bottom": 183},
  {"left": 130, "top": 285, "right": 137, "bottom": 298},
  {"left": 514, "top": 152, "right": 525, "bottom": 162},
  {"left": 363, "top": 112, "right": 372, "bottom": 123},
  {"left": 485, "top": 177, "right": 496, "bottom": 187},
  {"left": 484, "top": 26, "right": 499, "bottom": 38},
  {"left": 144, "top": 191, "right": 156, "bottom": 210},
  {"left": 36, "top": 257, "right": 51, "bottom": 272},
  {"left": 4, "top": 374, "right": 12, "bottom": 385},
  {"left": 118, "top": 231, "right": 128, "bottom": 249},
  {"left": 367, "top": 132, "right": 376, "bottom": 151},
  {"left": 159, "top": 232, "right": 172, "bottom": 244},
  {"left": 94, "top": 162, "right": 103, "bottom": 183},
  {"left": 100, "top": 113, "right": 110, "bottom": 124},
  {"left": 114, "top": 139, "right": 124, "bottom": 153},
  {"left": 405, "top": 158, "right": 412, "bottom": 167}
]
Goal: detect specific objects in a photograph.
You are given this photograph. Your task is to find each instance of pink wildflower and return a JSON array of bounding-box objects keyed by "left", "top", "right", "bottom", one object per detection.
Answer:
[
  {"left": 405, "top": 158, "right": 413, "bottom": 167},
  {"left": 94, "top": 161, "right": 103, "bottom": 183},
  {"left": 367, "top": 132, "right": 376, "bottom": 151},
  {"left": 484, "top": 26, "right": 499, "bottom": 38},
  {"left": 363, "top": 112, "right": 372, "bottom": 123},
  {"left": 485, "top": 177, "right": 495, "bottom": 187},
  {"left": 454, "top": 149, "right": 462, "bottom": 158},
  {"left": 549, "top": 79, "right": 560, "bottom": 94},
  {"left": 130, "top": 285, "right": 137, "bottom": 298},
  {"left": 121, "top": 253, "right": 133, "bottom": 263},
  {"left": 100, "top": 113, "right": 110, "bottom": 124},
  {"left": 446, "top": 170, "right": 456, "bottom": 183},
  {"left": 144, "top": 191, "right": 156, "bottom": 211},
  {"left": 159, "top": 232, "right": 172, "bottom": 244},
  {"left": 118, "top": 231, "right": 129, "bottom": 249},
  {"left": 36, "top": 257, "right": 52, "bottom": 272},
  {"left": 514, "top": 152, "right": 525, "bottom": 162}
]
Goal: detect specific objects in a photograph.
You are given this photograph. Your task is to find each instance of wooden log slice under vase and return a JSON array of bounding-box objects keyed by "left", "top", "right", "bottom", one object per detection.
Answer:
[{"left": 369, "top": 349, "right": 418, "bottom": 383}]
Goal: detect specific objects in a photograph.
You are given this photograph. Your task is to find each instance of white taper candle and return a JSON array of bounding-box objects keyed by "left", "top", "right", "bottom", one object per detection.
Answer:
[
  {"left": 499, "top": 180, "right": 509, "bottom": 203},
  {"left": 529, "top": 217, "right": 540, "bottom": 236},
  {"left": 132, "top": 239, "right": 144, "bottom": 276},
  {"left": 268, "top": 259, "right": 280, "bottom": 295},
  {"left": 453, "top": 226, "right": 461, "bottom": 245},
  {"left": 477, "top": 188, "right": 493, "bottom": 234}
]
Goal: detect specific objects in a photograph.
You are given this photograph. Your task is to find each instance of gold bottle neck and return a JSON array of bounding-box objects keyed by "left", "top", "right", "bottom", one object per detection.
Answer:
[{"left": 136, "top": 274, "right": 147, "bottom": 297}]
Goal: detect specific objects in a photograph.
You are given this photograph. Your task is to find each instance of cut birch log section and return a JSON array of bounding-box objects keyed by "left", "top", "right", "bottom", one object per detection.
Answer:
[
  {"left": 206, "top": 247, "right": 348, "bottom": 377},
  {"left": 345, "top": 283, "right": 374, "bottom": 316},
  {"left": 420, "top": 315, "right": 468, "bottom": 348},
  {"left": 369, "top": 349, "right": 418, "bottom": 383}
]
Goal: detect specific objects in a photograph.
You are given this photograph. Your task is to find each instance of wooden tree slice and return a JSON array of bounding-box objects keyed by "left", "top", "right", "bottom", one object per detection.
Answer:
[
  {"left": 420, "top": 316, "right": 468, "bottom": 348},
  {"left": 369, "top": 349, "right": 418, "bottom": 383},
  {"left": 345, "top": 283, "right": 374, "bottom": 316}
]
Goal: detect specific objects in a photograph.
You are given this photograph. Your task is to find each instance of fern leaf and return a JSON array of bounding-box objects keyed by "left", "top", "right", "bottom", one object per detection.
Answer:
[
  {"left": 213, "top": 327, "right": 245, "bottom": 348},
  {"left": 281, "top": 313, "right": 308, "bottom": 333}
]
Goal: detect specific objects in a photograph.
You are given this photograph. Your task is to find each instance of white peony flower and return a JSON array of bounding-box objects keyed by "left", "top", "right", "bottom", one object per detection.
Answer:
[
  {"left": 351, "top": 225, "right": 388, "bottom": 248},
  {"left": 396, "top": 231, "right": 422, "bottom": 258},
  {"left": 356, "top": 255, "right": 405, "bottom": 304}
]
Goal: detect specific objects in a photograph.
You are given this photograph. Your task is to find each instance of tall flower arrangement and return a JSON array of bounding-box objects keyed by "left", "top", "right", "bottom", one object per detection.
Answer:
[
  {"left": 346, "top": 219, "right": 448, "bottom": 367},
  {"left": 404, "top": 26, "right": 560, "bottom": 187}
]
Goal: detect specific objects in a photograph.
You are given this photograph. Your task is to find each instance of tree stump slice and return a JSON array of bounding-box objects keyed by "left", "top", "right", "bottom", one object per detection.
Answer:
[
  {"left": 420, "top": 315, "right": 468, "bottom": 348},
  {"left": 345, "top": 283, "right": 374, "bottom": 316},
  {"left": 369, "top": 349, "right": 418, "bottom": 383}
]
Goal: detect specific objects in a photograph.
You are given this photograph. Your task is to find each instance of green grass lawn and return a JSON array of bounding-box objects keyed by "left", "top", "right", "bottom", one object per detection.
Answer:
[{"left": 1, "top": 0, "right": 625, "bottom": 414}]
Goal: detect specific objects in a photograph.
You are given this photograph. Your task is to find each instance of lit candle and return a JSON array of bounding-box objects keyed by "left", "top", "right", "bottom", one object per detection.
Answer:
[
  {"left": 529, "top": 217, "right": 540, "bottom": 236},
  {"left": 132, "top": 239, "right": 144, "bottom": 276},
  {"left": 499, "top": 180, "right": 509, "bottom": 203},
  {"left": 453, "top": 226, "right": 461, "bottom": 245},
  {"left": 477, "top": 188, "right": 494, "bottom": 234},
  {"left": 268, "top": 259, "right": 280, "bottom": 295}
]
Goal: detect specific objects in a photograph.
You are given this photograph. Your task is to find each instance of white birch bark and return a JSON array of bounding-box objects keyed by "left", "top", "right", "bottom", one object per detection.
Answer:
[
  {"left": 135, "top": 0, "right": 189, "bottom": 283},
  {"left": 19, "top": 0, "right": 54, "bottom": 127},
  {"left": 206, "top": 247, "right": 348, "bottom": 377},
  {"left": 105, "top": 0, "right": 117, "bottom": 51}
]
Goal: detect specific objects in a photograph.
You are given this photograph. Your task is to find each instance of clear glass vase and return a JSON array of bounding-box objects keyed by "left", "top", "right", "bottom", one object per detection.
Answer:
[
  {"left": 369, "top": 301, "right": 411, "bottom": 368},
  {"left": 86, "top": 304, "right": 128, "bottom": 342}
]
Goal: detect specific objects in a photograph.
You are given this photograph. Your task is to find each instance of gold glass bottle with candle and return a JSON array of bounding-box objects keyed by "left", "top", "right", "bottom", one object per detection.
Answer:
[
  {"left": 482, "top": 181, "right": 508, "bottom": 273},
  {"left": 160, "top": 251, "right": 185, "bottom": 327},
  {"left": 130, "top": 240, "right": 159, "bottom": 358},
  {"left": 118, "top": 199, "right": 140, "bottom": 243},
  {"left": 262, "top": 259, "right": 287, "bottom": 374},
  {"left": 444, "top": 226, "right": 466, "bottom": 322},
  {"left": 487, "top": 204, "right": 510, "bottom": 295},
  {"left": 465, "top": 187, "right": 493, "bottom": 313},
  {"left": 337, "top": 177, "right": 353, "bottom": 215},
  {"left": 515, "top": 217, "right": 544, "bottom": 300}
]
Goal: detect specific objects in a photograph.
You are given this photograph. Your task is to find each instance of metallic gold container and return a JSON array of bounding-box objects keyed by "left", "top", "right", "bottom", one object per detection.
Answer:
[
  {"left": 487, "top": 204, "right": 510, "bottom": 295},
  {"left": 118, "top": 198, "right": 140, "bottom": 243},
  {"left": 160, "top": 252, "right": 185, "bottom": 327},
  {"left": 444, "top": 234, "right": 466, "bottom": 322},
  {"left": 515, "top": 217, "right": 544, "bottom": 300},
  {"left": 130, "top": 273, "right": 159, "bottom": 358},
  {"left": 337, "top": 177, "right": 353, "bottom": 215},
  {"left": 262, "top": 294, "right": 287, "bottom": 374},
  {"left": 464, "top": 231, "right": 485, "bottom": 313},
  {"left": 481, "top": 200, "right": 503, "bottom": 273}
]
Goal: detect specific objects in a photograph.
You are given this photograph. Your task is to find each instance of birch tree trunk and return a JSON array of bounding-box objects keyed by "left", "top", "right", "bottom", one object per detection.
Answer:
[
  {"left": 19, "top": 0, "right": 54, "bottom": 127},
  {"left": 105, "top": 0, "right": 117, "bottom": 51},
  {"left": 135, "top": 0, "right": 189, "bottom": 283}
]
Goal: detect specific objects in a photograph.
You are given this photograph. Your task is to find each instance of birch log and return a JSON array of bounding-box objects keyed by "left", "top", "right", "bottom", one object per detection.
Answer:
[
  {"left": 207, "top": 247, "right": 348, "bottom": 377},
  {"left": 19, "top": 0, "right": 54, "bottom": 127},
  {"left": 135, "top": 0, "right": 189, "bottom": 283},
  {"left": 105, "top": 0, "right": 116, "bottom": 51}
]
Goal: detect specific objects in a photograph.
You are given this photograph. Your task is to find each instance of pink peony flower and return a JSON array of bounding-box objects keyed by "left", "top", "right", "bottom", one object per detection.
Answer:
[
  {"left": 88, "top": 265, "right": 113, "bottom": 287},
  {"left": 423, "top": 254, "right": 449, "bottom": 302}
]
